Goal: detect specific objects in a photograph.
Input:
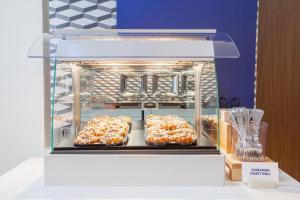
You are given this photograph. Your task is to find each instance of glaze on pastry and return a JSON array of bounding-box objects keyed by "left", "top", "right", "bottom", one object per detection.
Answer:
[
  {"left": 145, "top": 114, "right": 197, "bottom": 145},
  {"left": 74, "top": 115, "right": 132, "bottom": 145}
]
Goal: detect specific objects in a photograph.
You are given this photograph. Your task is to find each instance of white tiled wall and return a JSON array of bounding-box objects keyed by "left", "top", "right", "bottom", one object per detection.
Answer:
[{"left": 49, "top": 0, "right": 116, "bottom": 30}]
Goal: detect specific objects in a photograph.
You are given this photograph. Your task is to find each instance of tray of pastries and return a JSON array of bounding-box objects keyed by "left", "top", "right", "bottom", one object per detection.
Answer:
[
  {"left": 145, "top": 114, "right": 197, "bottom": 146},
  {"left": 74, "top": 115, "right": 132, "bottom": 146}
]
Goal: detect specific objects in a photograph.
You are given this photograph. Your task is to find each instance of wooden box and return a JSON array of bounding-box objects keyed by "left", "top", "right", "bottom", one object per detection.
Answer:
[{"left": 225, "top": 154, "right": 273, "bottom": 181}]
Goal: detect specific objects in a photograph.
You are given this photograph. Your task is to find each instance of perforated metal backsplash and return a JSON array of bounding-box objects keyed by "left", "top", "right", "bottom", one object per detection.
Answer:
[
  {"left": 52, "top": 63, "right": 217, "bottom": 130},
  {"left": 92, "top": 72, "right": 184, "bottom": 102},
  {"left": 88, "top": 64, "right": 218, "bottom": 105}
]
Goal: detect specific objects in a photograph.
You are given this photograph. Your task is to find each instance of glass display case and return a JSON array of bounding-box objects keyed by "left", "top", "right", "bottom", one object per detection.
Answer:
[
  {"left": 28, "top": 29, "right": 239, "bottom": 154},
  {"left": 28, "top": 29, "right": 239, "bottom": 186}
]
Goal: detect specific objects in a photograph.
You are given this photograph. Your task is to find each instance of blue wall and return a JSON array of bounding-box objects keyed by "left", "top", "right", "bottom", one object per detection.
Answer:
[{"left": 117, "top": 0, "right": 258, "bottom": 107}]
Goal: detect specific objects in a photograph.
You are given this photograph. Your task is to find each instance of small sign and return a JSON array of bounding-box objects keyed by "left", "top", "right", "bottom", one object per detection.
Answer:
[{"left": 242, "top": 162, "right": 279, "bottom": 188}]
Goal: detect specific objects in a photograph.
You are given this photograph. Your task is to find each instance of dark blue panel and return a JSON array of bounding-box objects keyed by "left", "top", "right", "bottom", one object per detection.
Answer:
[{"left": 117, "top": 0, "right": 257, "bottom": 107}]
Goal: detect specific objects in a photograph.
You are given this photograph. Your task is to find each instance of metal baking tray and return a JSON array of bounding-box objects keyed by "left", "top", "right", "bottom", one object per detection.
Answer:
[{"left": 74, "top": 136, "right": 129, "bottom": 147}]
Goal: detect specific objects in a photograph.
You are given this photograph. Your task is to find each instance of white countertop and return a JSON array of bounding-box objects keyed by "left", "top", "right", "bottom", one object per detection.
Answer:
[{"left": 0, "top": 157, "right": 299, "bottom": 199}]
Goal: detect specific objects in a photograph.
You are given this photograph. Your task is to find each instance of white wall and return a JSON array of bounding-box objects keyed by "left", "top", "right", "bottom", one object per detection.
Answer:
[{"left": 0, "top": 0, "right": 44, "bottom": 175}]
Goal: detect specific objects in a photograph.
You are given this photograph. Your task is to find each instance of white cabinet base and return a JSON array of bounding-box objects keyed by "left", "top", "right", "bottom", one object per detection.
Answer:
[{"left": 45, "top": 154, "right": 225, "bottom": 186}]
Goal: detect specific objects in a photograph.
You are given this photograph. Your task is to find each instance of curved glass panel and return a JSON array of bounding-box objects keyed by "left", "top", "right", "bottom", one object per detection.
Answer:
[
  {"left": 28, "top": 29, "right": 239, "bottom": 60},
  {"left": 200, "top": 62, "right": 220, "bottom": 149}
]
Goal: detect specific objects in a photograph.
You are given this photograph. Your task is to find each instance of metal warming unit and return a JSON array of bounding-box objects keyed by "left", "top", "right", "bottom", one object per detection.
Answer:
[{"left": 28, "top": 29, "right": 239, "bottom": 186}]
